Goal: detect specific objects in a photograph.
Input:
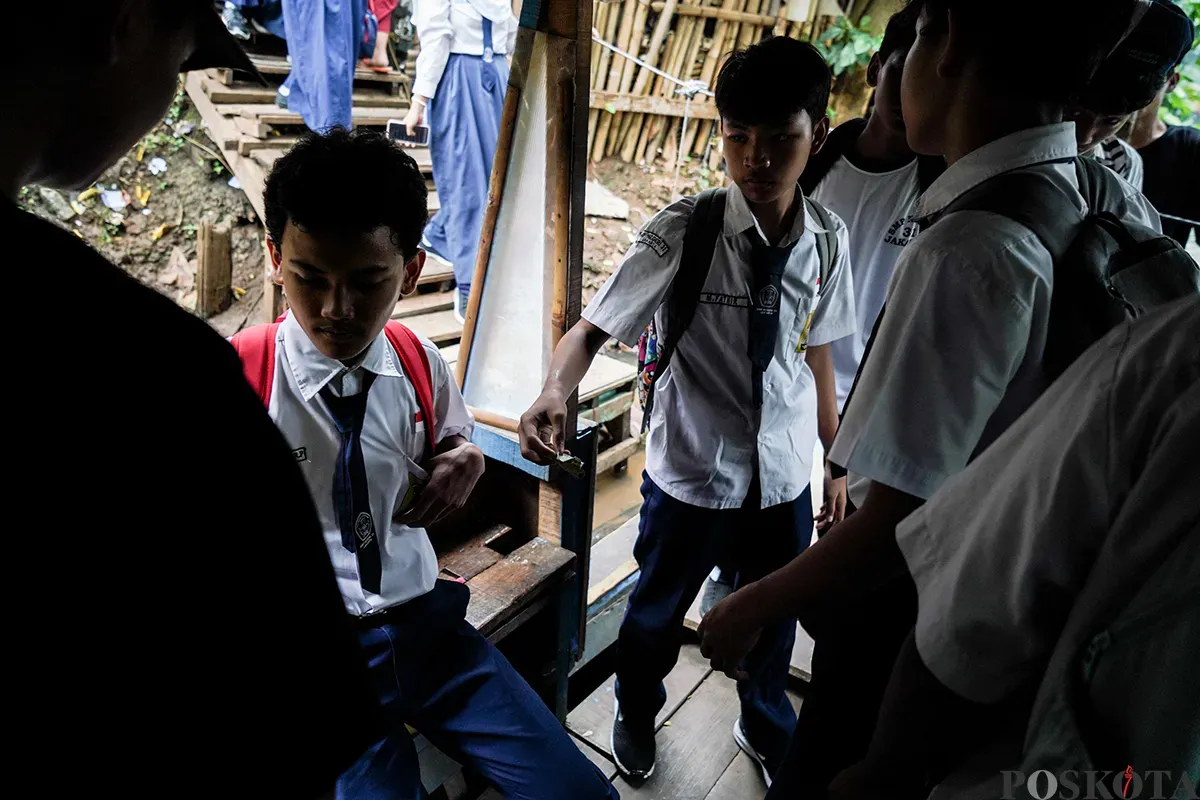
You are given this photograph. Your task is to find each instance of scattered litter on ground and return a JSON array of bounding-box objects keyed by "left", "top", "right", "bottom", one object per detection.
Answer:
[
  {"left": 100, "top": 189, "right": 128, "bottom": 211},
  {"left": 37, "top": 188, "right": 76, "bottom": 221},
  {"left": 228, "top": 176, "right": 242, "bottom": 190},
  {"left": 148, "top": 157, "right": 169, "bottom": 175}
]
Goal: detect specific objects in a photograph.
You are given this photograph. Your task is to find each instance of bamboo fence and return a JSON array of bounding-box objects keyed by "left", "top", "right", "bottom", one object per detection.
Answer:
[{"left": 585, "top": 0, "right": 871, "bottom": 169}]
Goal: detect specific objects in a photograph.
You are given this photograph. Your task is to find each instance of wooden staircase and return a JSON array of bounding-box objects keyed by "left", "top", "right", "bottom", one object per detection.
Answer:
[{"left": 186, "top": 45, "right": 460, "bottom": 343}]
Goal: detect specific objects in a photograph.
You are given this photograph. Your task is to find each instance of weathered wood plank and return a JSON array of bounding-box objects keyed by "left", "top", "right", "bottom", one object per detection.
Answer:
[
  {"left": 572, "top": 731, "right": 620, "bottom": 782},
  {"left": 612, "top": 672, "right": 742, "bottom": 799},
  {"left": 393, "top": 290, "right": 454, "bottom": 320},
  {"left": 225, "top": 104, "right": 402, "bottom": 127},
  {"left": 579, "top": 353, "right": 637, "bottom": 402},
  {"left": 204, "top": 80, "right": 405, "bottom": 108},
  {"left": 237, "top": 135, "right": 300, "bottom": 155},
  {"left": 248, "top": 53, "right": 411, "bottom": 85},
  {"left": 566, "top": 644, "right": 712, "bottom": 756},
  {"left": 405, "top": 310, "right": 463, "bottom": 345},
  {"left": 579, "top": 392, "right": 633, "bottom": 425},
  {"left": 596, "top": 435, "right": 640, "bottom": 474},
  {"left": 418, "top": 256, "right": 454, "bottom": 286},
  {"left": 464, "top": 537, "right": 575, "bottom": 636},
  {"left": 704, "top": 753, "right": 768, "bottom": 800},
  {"left": 436, "top": 523, "right": 510, "bottom": 581},
  {"left": 590, "top": 90, "right": 721, "bottom": 121}
]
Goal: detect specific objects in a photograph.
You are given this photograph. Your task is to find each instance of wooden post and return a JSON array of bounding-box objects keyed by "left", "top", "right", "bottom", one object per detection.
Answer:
[{"left": 196, "top": 222, "right": 232, "bottom": 318}]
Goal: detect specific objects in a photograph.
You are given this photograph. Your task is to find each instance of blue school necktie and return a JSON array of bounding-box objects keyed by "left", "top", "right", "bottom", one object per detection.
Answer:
[
  {"left": 747, "top": 236, "right": 794, "bottom": 408},
  {"left": 322, "top": 372, "right": 382, "bottom": 594}
]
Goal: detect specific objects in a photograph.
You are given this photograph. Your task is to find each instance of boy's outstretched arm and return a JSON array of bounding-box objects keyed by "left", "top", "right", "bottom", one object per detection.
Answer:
[
  {"left": 806, "top": 342, "right": 847, "bottom": 529},
  {"left": 519, "top": 319, "right": 611, "bottom": 464},
  {"left": 698, "top": 480, "right": 919, "bottom": 678}
]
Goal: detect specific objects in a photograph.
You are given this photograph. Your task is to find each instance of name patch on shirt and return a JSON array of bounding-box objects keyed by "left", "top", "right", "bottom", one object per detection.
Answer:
[
  {"left": 292, "top": 447, "right": 308, "bottom": 463},
  {"left": 699, "top": 292, "right": 752, "bottom": 308},
  {"left": 884, "top": 216, "right": 919, "bottom": 248},
  {"left": 636, "top": 229, "right": 670, "bottom": 257}
]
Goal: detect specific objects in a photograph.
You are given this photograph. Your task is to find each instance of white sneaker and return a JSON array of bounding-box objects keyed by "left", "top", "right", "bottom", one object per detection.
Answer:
[{"left": 733, "top": 717, "right": 773, "bottom": 788}]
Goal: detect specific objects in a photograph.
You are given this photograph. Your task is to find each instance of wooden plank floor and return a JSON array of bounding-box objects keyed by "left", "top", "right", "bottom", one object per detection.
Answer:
[{"left": 567, "top": 643, "right": 805, "bottom": 799}]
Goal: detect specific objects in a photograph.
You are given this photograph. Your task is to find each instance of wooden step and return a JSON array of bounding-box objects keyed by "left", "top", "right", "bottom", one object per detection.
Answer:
[
  {"left": 221, "top": 104, "right": 402, "bottom": 128},
  {"left": 404, "top": 310, "right": 462, "bottom": 344},
  {"left": 417, "top": 257, "right": 454, "bottom": 286},
  {"left": 247, "top": 54, "right": 410, "bottom": 85},
  {"left": 203, "top": 78, "right": 406, "bottom": 108},
  {"left": 393, "top": 290, "right": 453, "bottom": 319},
  {"left": 238, "top": 138, "right": 433, "bottom": 173}
]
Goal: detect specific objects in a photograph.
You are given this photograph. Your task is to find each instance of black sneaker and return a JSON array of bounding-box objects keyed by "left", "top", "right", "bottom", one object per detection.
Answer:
[
  {"left": 611, "top": 697, "right": 656, "bottom": 780},
  {"left": 733, "top": 717, "right": 779, "bottom": 788},
  {"left": 699, "top": 568, "right": 734, "bottom": 616}
]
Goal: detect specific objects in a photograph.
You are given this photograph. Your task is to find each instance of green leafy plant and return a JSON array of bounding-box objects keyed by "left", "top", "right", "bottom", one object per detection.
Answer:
[
  {"left": 813, "top": 15, "right": 883, "bottom": 77},
  {"left": 1162, "top": 0, "right": 1199, "bottom": 126}
]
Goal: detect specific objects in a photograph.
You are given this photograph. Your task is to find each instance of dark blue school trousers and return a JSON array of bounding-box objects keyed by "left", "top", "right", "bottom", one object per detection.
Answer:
[
  {"left": 615, "top": 473, "right": 813, "bottom": 765},
  {"left": 338, "top": 580, "right": 618, "bottom": 800}
]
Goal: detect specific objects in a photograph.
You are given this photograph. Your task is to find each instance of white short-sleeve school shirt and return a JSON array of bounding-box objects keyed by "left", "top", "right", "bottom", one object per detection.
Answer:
[
  {"left": 898, "top": 297, "right": 1199, "bottom": 800},
  {"left": 828, "top": 122, "right": 1161, "bottom": 501},
  {"left": 269, "top": 314, "right": 475, "bottom": 616},
  {"left": 583, "top": 183, "right": 856, "bottom": 510},
  {"left": 412, "top": 0, "right": 518, "bottom": 99},
  {"left": 810, "top": 157, "right": 922, "bottom": 409}
]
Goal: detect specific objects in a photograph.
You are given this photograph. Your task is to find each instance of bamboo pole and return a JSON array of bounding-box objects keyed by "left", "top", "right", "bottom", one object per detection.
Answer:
[
  {"left": 618, "top": 0, "right": 678, "bottom": 162},
  {"left": 688, "top": 0, "right": 739, "bottom": 156},
  {"left": 455, "top": 29, "right": 533, "bottom": 389},
  {"left": 590, "top": 1, "right": 609, "bottom": 77},
  {"left": 607, "top": 0, "right": 650, "bottom": 157},
  {"left": 673, "top": 3, "right": 707, "bottom": 158},
  {"left": 736, "top": 0, "right": 765, "bottom": 48},
  {"left": 648, "top": 1, "right": 775, "bottom": 24},
  {"left": 589, "top": 0, "right": 624, "bottom": 160},
  {"left": 592, "top": 0, "right": 639, "bottom": 161}
]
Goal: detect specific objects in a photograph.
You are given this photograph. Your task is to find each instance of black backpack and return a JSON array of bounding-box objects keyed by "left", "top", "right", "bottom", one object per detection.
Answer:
[
  {"left": 932, "top": 156, "right": 1200, "bottom": 380},
  {"left": 799, "top": 117, "right": 946, "bottom": 197},
  {"left": 636, "top": 188, "right": 841, "bottom": 431}
]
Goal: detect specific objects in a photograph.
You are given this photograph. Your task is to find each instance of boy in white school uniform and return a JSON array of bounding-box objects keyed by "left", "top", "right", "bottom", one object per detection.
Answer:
[
  {"left": 519, "top": 37, "right": 856, "bottom": 785},
  {"left": 232, "top": 129, "right": 619, "bottom": 800},
  {"left": 804, "top": 0, "right": 943, "bottom": 418},
  {"left": 696, "top": 1, "right": 1164, "bottom": 797}
]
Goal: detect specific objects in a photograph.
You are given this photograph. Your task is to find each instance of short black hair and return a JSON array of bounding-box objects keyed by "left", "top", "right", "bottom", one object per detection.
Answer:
[
  {"left": 1078, "top": 0, "right": 1196, "bottom": 114},
  {"left": 878, "top": 0, "right": 923, "bottom": 63},
  {"left": 264, "top": 127, "right": 428, "bottom": 258},
  {"left": 715, "top": 36, "right": 831, "bottom": 126},
  {"left": 920, "top": 0, "right": 1138, "bottom": 104}
]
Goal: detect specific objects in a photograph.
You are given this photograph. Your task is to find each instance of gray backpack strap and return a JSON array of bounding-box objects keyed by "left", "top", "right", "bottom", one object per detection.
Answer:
[{"left": 805, "top": 196, "right": 839, "bottom": 293}]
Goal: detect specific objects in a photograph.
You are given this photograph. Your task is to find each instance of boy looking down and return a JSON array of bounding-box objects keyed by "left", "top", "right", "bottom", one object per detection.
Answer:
[
  {"left": 519, "top": 37, "right": 855, "bottom": 786},
  {"left": 233, "top": 129, "right": 618, "bottom": 800}
]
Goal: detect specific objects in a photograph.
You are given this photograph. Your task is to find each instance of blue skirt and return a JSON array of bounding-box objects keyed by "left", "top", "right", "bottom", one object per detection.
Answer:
[
  {"left": 423, "top": 52, "right": 509, "bottom": 287},
  {"left": 280, "top": 0, "right": 367, "bottom": 133}
]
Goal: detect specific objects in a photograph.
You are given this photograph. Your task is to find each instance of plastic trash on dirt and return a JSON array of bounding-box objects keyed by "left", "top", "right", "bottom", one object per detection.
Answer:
[{"left": 148, "top": 157, "right": 169, "bottom": 176}]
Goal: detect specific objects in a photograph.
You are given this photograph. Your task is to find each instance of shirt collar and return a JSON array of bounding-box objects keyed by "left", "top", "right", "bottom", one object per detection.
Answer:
[
  {"left": 915, "top": 123, "right": 1079, "bottom": 219},
  {"left": 722, "top": 182, "right": 828, "bottom": 247},
  {"left": 281, "top": 313, "right": 403, "bottom": 402}
]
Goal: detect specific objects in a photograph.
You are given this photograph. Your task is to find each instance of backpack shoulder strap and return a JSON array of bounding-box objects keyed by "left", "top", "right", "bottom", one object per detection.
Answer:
[
  {"left": 804, "top": 196, "right": 839, "bottom": 292},
  {"left": 939, "top": 158, "right": 1083, "bottom": 260},
  {"left": 800, "top": 117, "right": 867, "bottom": 196},
  {"left": 384, "top": 320, "right": 438, "bottom": 458},
  {"left": 229, "top": 323, "right": 281, "bottom": 408},
  {"left": 643, "top": 187, "right": 726, "bottom": 424},
  {"left": 664, "top": 186, "right": 727, "bottom": 344}
]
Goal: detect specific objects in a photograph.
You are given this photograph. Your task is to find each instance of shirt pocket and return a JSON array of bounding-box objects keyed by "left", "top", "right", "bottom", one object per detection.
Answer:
[{"left": 786, "top": 282, "right": 820, "bottom": 359}]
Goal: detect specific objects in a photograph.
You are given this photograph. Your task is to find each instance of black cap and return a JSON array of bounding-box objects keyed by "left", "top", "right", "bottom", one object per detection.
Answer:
[
  {"left": 180, "top": 1, "right": 266, "bottom": 84},
  {"left": 1083, "top": 0, "right": 1196, "bottom": 113}
]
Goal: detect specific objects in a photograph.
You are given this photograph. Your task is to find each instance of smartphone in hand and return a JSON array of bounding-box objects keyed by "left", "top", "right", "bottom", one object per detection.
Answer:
[{"left": 387, "top": 120, "right": 430, "bottom": 147}]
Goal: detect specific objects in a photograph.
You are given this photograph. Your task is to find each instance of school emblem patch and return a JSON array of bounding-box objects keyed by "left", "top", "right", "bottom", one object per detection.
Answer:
[
  {"left": 758, "top": 284, "right": 780, "bottom": 310},
  {"left": 355, "top": 512, "right": 375, "bottom": 548},
  {"left": 635, "top": 229, "right": 670, "bottom": 257},
  {"left": 291, "top": 447, "right": 308, "bottom": 463}
]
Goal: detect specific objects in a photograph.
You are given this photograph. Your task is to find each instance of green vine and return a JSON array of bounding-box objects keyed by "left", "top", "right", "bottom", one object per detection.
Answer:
[
  {"left": 813, "top": 15, "right": 883, "bottom": 78},
  {"left": 1162, "top": 0, "right": 1199, "bottom": 126}
]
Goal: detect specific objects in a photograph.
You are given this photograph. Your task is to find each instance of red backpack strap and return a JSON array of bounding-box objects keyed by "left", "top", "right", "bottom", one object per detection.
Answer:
[
  {"left": 229, "top": 323, "right": 281, "bottom": 408},
  {"left": 384, "top": 321, "right": 437, "bottom": 457}
]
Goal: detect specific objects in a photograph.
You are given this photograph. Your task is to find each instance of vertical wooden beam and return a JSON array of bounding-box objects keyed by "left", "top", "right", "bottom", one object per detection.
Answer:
[{"left": 196, "top": 222, "right": 232, "bottom": 318}]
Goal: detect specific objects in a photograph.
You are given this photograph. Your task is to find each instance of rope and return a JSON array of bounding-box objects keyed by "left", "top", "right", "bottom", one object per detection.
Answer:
[{"left": 591, "top": 28, "right": 716, "bottom": 199}]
